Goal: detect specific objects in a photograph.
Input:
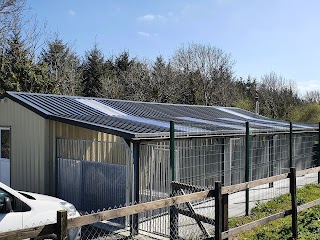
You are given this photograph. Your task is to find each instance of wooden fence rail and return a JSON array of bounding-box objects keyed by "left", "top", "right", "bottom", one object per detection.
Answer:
[{"left": 0, "top": 166, "right": 319, "bottom": 240}]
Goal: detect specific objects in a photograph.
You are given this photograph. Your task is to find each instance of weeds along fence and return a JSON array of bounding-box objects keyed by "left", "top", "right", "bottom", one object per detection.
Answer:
[{"left": 1, "top": 166, "right": 320, "bottom": 240}]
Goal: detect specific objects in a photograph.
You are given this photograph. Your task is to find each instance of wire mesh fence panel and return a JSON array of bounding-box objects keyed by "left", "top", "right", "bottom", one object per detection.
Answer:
[
  {"left": 77, "top": 191, "right": 215, "bottom": 240},
  {"left": 176, "top": 138, "right": 224, "bottom": 187},
  {"left": 251, "top": 135, "right": 270, "bottom": 180},
  {"left": 294, "top": 132, "right": 318, "bottom": 171},
  {"left": 170, "top": 187, "right": 215, "bottom": 239},
  {"left": 56, "top": 139, "right": 132, "bottom": 227},
  {"left": 80, "top": 212, "right": 132, "bottom": 240},
  {"left": 229, "top": 137, "right": 246, "bottom": 185},
  {"left": 269, "top": 133, "right": 290, "bottom": 175},
  {"left": 139, "top": 142, "right": 171, "bottom": 202},
  {"left": 139, "top": 143, "right": 171, "bottom": 236}
]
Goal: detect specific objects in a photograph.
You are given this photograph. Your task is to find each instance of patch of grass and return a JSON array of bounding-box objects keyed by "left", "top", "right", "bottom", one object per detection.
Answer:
[{"left": 228, "top": 183, "right": 320, "bottom": 239}]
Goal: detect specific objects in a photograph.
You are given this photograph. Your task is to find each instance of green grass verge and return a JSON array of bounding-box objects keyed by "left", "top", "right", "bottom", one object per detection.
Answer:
[{"left": 228, "top": 183, "right": 320, "bottom": 239}]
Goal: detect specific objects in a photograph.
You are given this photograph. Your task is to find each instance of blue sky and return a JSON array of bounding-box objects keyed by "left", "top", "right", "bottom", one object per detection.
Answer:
[{"left": 29, "top": 0, "right": 320, "bottom": 94}]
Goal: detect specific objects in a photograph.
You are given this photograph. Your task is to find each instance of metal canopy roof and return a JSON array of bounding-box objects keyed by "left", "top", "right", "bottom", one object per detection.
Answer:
[{"left": 2, "top": 92, "right": 316, "bottom": 140}]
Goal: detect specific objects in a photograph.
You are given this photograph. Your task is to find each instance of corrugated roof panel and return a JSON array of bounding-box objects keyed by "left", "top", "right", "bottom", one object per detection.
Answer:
[
  {"left": 76, "top": 99, "right": 127, "bottom": 117},
  {"left": 177, "top": 117, "right": 245, "bottom": 130},
  {"left": 4, "top": 92, "right": 316, "bottom": 139}
]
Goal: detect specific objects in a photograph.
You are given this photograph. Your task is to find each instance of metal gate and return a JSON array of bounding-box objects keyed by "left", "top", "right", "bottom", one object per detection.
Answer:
[{"left": 56, "top": 138, "right": 132, "bottom": 227}]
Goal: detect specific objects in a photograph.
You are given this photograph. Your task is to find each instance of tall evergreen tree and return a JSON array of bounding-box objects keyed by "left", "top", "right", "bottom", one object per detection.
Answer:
[
  {"left": 40, "top": 37, "right": 80, "bottom": 95},
  {"left": 0, "top": 28, "right": 43, "bottom": 93},
  {"left": 150, "top": 56, "right": 173, "bottom": 103},
  {"left": 81, "top": 44, "right": 105, "bottom": 97}
]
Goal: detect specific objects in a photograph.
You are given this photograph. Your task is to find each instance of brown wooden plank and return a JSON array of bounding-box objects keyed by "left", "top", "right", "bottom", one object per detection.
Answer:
[
  {"left": 180, "top": 189, "right": 210, "bottom": 238},
  {"left": 222, "top": 173, "right": 289, "bottom": 195},
  {"left": 0, "top": 224, "right": 56, "bottom": 240},
  {"left": 297, "top": 198, "right": 320, "bottom": 212},
  {"left": 221, "top": 166, "right": 320, "bottom": 195},
  {"left": 68, "top": 190, "right": 212, "bottom": 228},
  {"left": 296, "top": 166, "right": 320, "bottom": 177},
  {"left": 222, "top": 194, "right": 229, "bottom": 233},
  {"left": 221, "top": 210, "right": 291, "bottom": 239},
  {"left": 177, "top": 208, "right": 215, "bottom": 225}
]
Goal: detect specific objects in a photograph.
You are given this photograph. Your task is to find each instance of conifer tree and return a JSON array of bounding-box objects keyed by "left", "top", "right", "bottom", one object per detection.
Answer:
[
  {"left": 0, "top": 29, "right": 43, "bottom": 93},
  {"left": 40, "top": 37, "right": 80, "bottom": 95},
  {"left": 81, "top": 44, "right": 105, "bottom": 97}
]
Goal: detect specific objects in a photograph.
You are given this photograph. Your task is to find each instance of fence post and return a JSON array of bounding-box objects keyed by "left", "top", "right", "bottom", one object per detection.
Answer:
[
  {"left": 215, "top": 181, "right": 222, "bottom": 240},
  {"left": 131, "top": 141, "right": 140, "bottom": 236},
  {"left": 245, "top": 122, "right": 250, "bottom": 216},
  {"left": 57, "top": 210, "right": 67, "bottom": 240},
  {"left": 289, "top": 122, "right": 294, "bottom": 168},
  {"left": 170, "top": 122, "right": 178, "bottom": 240},
  {"left": 222, "top": 194, "right": 229, "bottom": 235},
  {"left": 170, "top": 183, "right": 179, "bottom": 240},
  {"left": 290, "top": 167, "right": 298, "bottom": 239},
  {"left": 170, "top": 120, "right": 175, "bottom": 181},
  {"left": 318, "top": 122, "right": 320, "bottom": 184}
]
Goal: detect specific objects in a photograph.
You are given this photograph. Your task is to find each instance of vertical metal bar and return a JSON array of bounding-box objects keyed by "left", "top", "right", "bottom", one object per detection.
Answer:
[
  {"left": 55, "top": 138, "right": 59, "bottom": 197},
  {"left": 290, "top": 167, "right": 298, "bottom": 239},
  {"left": 221, "top": 138, "right": 225, "bottom": 185},
  {"left": 215, "top": 181, "right": 222, "bottom": 240},
  {"left": 131, "top": 141, "right": 140, "bottom": 236},
  {"left": 269, "top": 135, "right": 274, "bottom": 188},
  {"left": 290, "top": 122, "right": 294, "bottom": 168},
  {"left": 170, "top": 121, "right": 175, "bottom": 182},
  {"left": 245, "top": 122, "right": 250, "bottom": 216},
  {"left": 318, "top": 122, "right": 320, "bottom": 184},
  {"left": 81, "top": 142, "right": 85, "bottom": 210}
]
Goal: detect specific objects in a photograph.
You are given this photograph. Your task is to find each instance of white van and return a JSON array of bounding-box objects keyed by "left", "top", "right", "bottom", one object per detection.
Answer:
[{"left": 0, "top": 182, "right": 81, "bottom": 240}]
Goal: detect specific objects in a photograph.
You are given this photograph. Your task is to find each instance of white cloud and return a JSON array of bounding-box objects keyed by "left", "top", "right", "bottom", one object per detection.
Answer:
[
  {"left": 68, "top": 9, "right": 76, "bottom": 16},
  {"left": 137, "top": 32, "right": 159, "bottom": 38},
  {"left": 138, "top": 14, "right": 155, "bottom": 21},
  {"left": 138, "top": 31, "right": 151, "bottom": 37},
  {"left": 137, "top": 14, "right": 167, "bottom": 23}
]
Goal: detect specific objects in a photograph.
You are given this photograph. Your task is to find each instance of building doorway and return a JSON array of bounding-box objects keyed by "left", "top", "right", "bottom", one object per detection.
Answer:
[{"left": 0, "top": 128, "right": 10, "bottom": 186}]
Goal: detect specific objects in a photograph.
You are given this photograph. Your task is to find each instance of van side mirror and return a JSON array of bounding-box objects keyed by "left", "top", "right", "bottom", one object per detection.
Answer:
[{"left": 2, "top": 197, "right": 12, "bottom": 213}]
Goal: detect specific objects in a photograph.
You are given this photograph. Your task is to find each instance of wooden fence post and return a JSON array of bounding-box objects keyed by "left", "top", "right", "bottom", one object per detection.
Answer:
[
  {"left": 215, "top": 182, "right": 222, "bottom": 240},
  {"left": 57, "top": 210, "right": 67, "bottom": 240},
  {"left": 290, "top": 167, "right": 298, "bottom": 239},
  {"left": 222, "top": 194, "right": 229, "bottom": 237}
]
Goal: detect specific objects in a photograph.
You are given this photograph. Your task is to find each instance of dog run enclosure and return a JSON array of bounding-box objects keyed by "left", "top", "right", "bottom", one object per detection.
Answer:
[
  {"left": 1, "top": 92, "right": 318, "bottom": 237},
  {"left": 56, "top": 120, "right": 319, "bottom": 236}
]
